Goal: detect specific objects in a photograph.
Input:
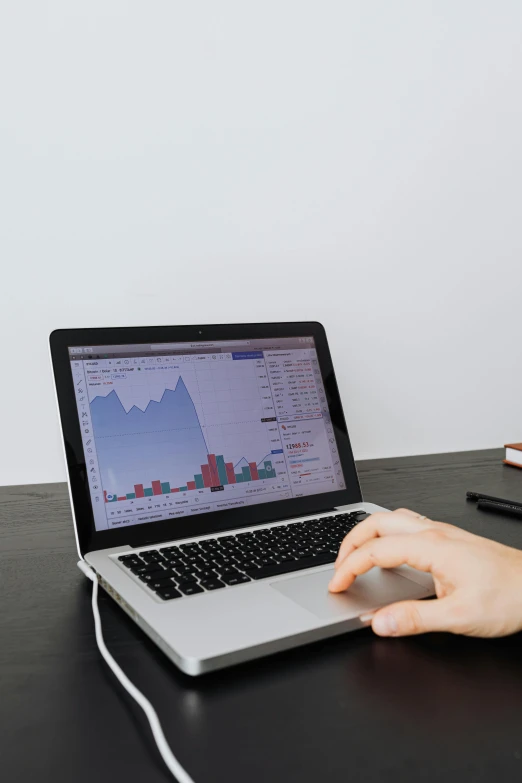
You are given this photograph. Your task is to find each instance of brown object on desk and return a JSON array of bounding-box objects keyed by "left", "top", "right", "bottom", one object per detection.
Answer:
[{"left": 504, "top": 442, "right": 522, "bottom": 469}]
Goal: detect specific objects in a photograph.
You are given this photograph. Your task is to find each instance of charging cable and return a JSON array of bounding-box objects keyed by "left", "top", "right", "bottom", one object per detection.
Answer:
[{"left": 77, "top": 561, "right": 195, "bottom": 783}]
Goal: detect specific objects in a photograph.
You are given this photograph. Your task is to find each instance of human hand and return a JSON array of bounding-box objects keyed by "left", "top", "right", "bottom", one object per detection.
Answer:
[{"left": 328, "top": 508, "right": 522, "bottom": 638}]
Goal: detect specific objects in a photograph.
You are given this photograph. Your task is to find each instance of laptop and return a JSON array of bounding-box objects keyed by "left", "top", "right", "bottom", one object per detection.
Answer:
[{"left": 50, "top": 322, "right": 434, "bottom": 676}]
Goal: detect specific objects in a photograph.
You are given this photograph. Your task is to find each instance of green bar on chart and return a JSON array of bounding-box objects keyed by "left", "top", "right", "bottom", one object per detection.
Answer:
[
  {"left": 235, "top": 474, "right": 243, "bottom": 483},
  {"left": 179, "top": 486, "right": 188, "bottom": 492},
  {"left": 257, "top": 469, "right": 266, "bottom": 480},
  {"left": 264, "top": 461, "right": 274, "bottom": 478},
  {"left": 144, "top": 488, "right": 153, "bottom": 497},
  {"left": 161, "top": 482, "right": 170, "bottom": 494},
  {"left": 242, "top": 466, "right": 252, "bottom": 482},
  {"left": 194, "top": 474, "right": 204, "bottom": 489},
  {"left": 126, "top": 493, "right": 136, "bottom": 500},
  {"left": 216, "top": 455, "right": 229, "bottom": 486}
]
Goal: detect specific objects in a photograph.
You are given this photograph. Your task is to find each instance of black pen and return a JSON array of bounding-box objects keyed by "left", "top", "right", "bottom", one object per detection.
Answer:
[
  {"left": 466, "top": 490, "right": 522, "bottom": 507},
  {"left": 477, "top": 499, "right": 522, "bottom": 519}
]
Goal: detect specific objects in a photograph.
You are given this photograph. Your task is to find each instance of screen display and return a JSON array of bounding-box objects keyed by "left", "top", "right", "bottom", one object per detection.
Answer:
[{"left": 69, "top": 337, "right": 346, "bottom": 531}]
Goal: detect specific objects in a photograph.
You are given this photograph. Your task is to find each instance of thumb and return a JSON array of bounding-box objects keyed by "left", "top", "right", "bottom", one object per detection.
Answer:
[{"left": 365, "top": 597, "right": 453, "bottom": 637}]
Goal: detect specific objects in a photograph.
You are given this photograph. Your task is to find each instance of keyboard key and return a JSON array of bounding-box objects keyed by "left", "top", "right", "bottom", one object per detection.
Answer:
[
  {"left": 163, "top": 558, "right": 186, "bottom": 569},
  {"left": 220, "top": 566, "right": 241, "bottom": 576},
  {"left": 130, "top": 563, "right": 163, "bottom": 575},
  {"left": 245, "top": 552, "right": 336, "bottom": 580},
  {"left": 210, "top": 555, "right": 235, "bottom": 566},
  {"left": 155, "top": 587, "right": 182, "bottom": 600},
  {"left": 196, "top": 569, "right": 217, "bottom": 581},
  {"left": 200, "top": 579, "right": 226, "bottom": 591},
  {"left": 222, "top": 573, "right": 251, "bottom": 586},
  {"left": 178, "top": 583, "right": 204, "bottom": 596},
  {"left": 185, "top": 555, "right": 206, "bottom": 566},
  {"left": 147, "top": 578, "right": 176, "bottom": 590},
  {"left": 120, "top": 558, "right": 143, "bottom": 569},
  {"left": 141, "top": 553, "right": 165, "bottom": 564},
  {"left": 233, "top": 558, "right": 260, "bottom": 570},
  {"left": 219, "top": 547, "right": 243, "bottom": 557},
  {"left": 174, "top": 571, "right": 197, "bottom": 583},
  {"left": 257, "top": 556, "right": 277, "bottom": 566},
  {"left": 139, "top": 570, "right": 176, "bottom": 583},
  {"left": 118, "top": 554, "right": 141, "bottom": 563}
]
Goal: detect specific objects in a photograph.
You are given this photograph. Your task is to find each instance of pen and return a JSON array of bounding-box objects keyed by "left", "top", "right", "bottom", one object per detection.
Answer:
[
  {"left": 466, "top": 490, "right": 522, "bottom": 507},
  {"left": 477, "top": 499, "right": 522, "bottom": 519}
]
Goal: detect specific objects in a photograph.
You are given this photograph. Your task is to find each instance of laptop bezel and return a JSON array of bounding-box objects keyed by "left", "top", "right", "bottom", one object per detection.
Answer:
[{"left": 50, "top": 321, "right": 363, "bottom": 557}]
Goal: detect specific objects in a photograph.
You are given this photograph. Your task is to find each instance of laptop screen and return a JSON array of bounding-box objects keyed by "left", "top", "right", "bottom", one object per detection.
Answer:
[{"left": 68, "top": 336, "right": 347, "bottom": 532}]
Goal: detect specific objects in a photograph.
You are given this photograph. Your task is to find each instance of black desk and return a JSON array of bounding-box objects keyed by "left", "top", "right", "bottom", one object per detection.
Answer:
[{"left": 2, "top": 449, "right": 522, "bottom": 782}]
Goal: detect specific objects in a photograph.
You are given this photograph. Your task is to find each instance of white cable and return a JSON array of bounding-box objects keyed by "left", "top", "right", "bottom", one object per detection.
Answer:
[{"left": 78, "top": 561, "right": 195, "bottom": 783}]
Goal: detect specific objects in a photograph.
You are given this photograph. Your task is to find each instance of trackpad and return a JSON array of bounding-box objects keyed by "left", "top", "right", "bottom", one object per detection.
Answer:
[{"left": 271, "top": 567, "right": 431, "bottom": 620}]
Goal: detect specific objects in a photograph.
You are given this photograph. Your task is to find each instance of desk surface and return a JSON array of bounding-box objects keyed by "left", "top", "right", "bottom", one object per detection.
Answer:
[{"left": 2, "top": 449, "right": 522, "bottom": 782}]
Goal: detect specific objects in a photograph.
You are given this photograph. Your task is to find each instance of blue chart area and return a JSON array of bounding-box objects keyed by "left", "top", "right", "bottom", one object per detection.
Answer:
[
  {"left": 90, "top": 376, "right": 277, "bottom": 498},
  {"left": 91, "top": 377, "right": 207, "bottom": 442},
  {"left": 91, "top": 378, "right": 210, "bottom": 495}
]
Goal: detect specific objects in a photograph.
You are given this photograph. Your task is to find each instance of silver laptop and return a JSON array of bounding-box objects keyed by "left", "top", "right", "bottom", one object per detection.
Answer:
[{"left": 50, "top": 322, "right": 434, "bottom": 676}]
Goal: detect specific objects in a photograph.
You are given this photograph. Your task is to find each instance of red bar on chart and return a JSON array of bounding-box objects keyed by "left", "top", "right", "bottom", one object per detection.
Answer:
[
  {"left": 103, "top": 490, "right": 108, "bottom": 503},
  {"left": 117, "top": 496, "right": 126, "bottom": 501},
  {"left": 225, "top": 462, "right": 236, "bottom": 484},
  {"left": 201, "top": 464, "right": 212, "bottom": 488},
  {"left": 187, "top": 481, "right": 196, "bottom": 490},
  {"left": 172, "top": 488, "right": 180, "bottom": 493},
  {"left": 207, "top": 454, "right": 220, "bottom": 486},
  {"left": 249, "top": 462, "right": 259, "bottom": 481},
  {"left": 152, "top": 480, "right": 162, "bottom": 496},
  {"left": 134, "top": 484, "right": 145, "bottom": 498}
]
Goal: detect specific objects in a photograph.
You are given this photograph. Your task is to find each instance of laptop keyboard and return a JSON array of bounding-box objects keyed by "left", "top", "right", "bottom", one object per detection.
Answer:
[{"left": 117, "top": 510, "right": 368, "bottom": 601}]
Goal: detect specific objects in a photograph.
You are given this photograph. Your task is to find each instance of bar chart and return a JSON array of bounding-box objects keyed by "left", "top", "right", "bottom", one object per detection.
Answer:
[{"left": 104, "top": 453, "right": 277, "bottom": 502}]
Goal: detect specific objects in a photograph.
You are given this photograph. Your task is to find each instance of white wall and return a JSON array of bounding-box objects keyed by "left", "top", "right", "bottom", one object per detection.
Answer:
[{"left": 1, "top": 1, "right": 521, "bottom": 487}]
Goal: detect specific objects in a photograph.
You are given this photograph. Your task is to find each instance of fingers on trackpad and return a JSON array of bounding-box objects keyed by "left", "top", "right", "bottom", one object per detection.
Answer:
[{"left": 271, "top": 567, "right": 431, "bottom": 620}]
